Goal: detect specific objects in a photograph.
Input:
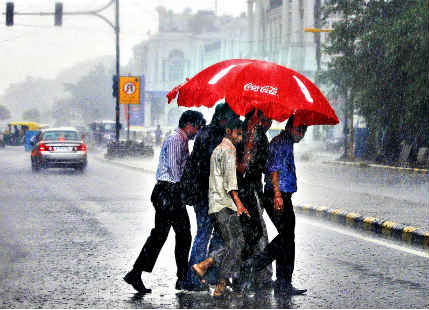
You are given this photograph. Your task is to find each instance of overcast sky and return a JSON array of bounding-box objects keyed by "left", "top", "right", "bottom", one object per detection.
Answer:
[{"left": 0, "top": 0, "right": 246, "bottom": 95}]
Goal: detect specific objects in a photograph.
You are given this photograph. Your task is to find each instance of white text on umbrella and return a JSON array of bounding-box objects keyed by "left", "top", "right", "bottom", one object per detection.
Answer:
[{"left": 244, "top": 83, "right": 278, "bottom": 95}]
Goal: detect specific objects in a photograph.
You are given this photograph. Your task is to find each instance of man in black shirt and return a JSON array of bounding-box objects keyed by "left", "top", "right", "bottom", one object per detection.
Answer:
[{"left": 180, "top": 103, "right": 239, "bottom": 291}]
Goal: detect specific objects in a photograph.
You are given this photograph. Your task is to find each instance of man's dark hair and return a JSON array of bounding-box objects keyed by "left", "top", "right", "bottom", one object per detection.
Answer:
[
  {"left": 243, "top": 108, "right": 268, "bottom": 128},
  {"left": 179, "top": 110, "right": 206, "bottom": 129},
  {"left": 225, "top": 118, "right": 243, "bottom": 131},
  {"left": 285, "top": 115, "right": 295, "bottom": 129},
  {"left": 211, "top": 102, "right": 238, "bottom": 126},
  {"left": 244, "top": 108, "right": 263, "bottom": 121}
]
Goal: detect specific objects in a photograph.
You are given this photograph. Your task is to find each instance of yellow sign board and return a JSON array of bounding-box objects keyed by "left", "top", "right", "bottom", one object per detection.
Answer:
[{"left": 119, "top": 76, "right": 140, "bottom": 104}]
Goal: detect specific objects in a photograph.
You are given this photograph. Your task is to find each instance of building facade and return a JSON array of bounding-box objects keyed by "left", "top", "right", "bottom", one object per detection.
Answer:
[
  {"left": 247, "top": 0, "right": 337, "bottom": 78},
  {"left": 127, "top": 1, "right": 338, "bottom": 139},
  {"left": 127, "top": 7, "right": 247, "bottom": 127},
  {"left": 247, "top": 0, "right": 341, "bottom": 141}
]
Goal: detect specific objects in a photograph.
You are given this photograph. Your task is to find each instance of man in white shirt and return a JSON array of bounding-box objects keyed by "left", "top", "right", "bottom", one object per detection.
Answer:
[{"left": 192, "top": 118, "right": 250, "bottom": 297}]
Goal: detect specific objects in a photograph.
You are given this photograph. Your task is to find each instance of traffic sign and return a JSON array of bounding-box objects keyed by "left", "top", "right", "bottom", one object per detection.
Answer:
[{"left": 119, "top": 76, "right": 140, "bottom": 104}]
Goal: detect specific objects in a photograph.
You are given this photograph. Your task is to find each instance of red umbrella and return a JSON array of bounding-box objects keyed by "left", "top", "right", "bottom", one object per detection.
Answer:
[{"left": 167, "top": 59, "right": 339, "bottom": 126}]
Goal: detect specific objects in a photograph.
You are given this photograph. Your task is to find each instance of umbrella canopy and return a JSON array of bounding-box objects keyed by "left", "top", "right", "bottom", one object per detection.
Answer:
[{"left": 167, "top": 59, "right": 339, "bottom": 126}]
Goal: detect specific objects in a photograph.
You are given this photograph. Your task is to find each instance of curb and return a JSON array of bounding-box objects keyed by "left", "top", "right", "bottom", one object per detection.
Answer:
[
  {"left": 323, "top": 160, "right": 429, "bottom": 174},
  {"left": 295, "top": 204, "right": 429, "bottom": 249}
]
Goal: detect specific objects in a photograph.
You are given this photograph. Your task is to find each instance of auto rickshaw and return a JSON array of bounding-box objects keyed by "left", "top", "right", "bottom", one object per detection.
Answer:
[{"left": 2, "top": 121, "right": 46, "bottom": 150}]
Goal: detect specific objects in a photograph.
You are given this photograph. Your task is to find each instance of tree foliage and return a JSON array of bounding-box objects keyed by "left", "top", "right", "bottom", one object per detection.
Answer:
[
  {"left": 321, "top": 0, "right": 428, "bottom": 161},
  {"left": 22, "top": 108, "right": 41, "bottom": 122},
  {"left": 60, "top": 64, "right": 115, "bottom": 124},
  {"left": 0, "top": 105, "right": 11, "bottom": 121},
  {"left": 0, "top": 77, "right": 63, "bottom": 121}
]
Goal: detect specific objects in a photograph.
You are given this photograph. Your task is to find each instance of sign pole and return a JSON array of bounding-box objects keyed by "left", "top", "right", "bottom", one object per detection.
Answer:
[{"left": 127, "top": 104, "right": 130, "bottom": 141}]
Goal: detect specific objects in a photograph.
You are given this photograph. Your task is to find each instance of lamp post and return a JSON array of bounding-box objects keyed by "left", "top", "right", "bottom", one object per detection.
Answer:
[
  {"left": 304, "top": 26, "right": 354, "bottom": 160},
  {"left": 304, "top": 27, "right": 334, "bottom": 32},
  {"left": 304, "top": 27, "right": 333, "bottom": 71}
]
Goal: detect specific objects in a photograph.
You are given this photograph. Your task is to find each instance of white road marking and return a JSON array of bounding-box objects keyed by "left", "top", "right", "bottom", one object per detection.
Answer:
[{"left": 299, "top": 217, "right": 429, "bottom": 259}]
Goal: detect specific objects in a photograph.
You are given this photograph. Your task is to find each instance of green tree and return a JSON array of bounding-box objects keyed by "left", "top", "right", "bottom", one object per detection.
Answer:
[
  {"left": 63, "top": 63, "right": 115, "bottom": 124},
  {"left": 0, "top": 105, "right": 11, "bottom": 120},
  {"left": 321, "top": 0, "right": 428, "bottom": 162},
  {"left": 22, "top": 108, "right": 41, "bottom": 122}
]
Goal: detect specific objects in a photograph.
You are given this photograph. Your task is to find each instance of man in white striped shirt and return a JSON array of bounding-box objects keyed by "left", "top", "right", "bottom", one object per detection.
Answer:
[{"left": 124, "top": 110, "right": 205, "bottom": 293}]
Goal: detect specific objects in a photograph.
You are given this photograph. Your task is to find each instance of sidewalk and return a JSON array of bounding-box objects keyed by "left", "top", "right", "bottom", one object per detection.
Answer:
[
  {"left": 92, "top": 146, "right": 429, "bottom": 250},
  {"left": 295, "top": 141, "right": 428, "bottom": 174}
]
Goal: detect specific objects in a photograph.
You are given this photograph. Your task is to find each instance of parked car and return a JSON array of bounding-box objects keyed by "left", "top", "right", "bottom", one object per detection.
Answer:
[{"left": 30, "top": 127, "right": 87, "bottom": 172}]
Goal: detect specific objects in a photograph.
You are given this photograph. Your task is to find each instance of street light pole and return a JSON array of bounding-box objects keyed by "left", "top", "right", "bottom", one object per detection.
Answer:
[
  {"left": 305, "top": 26, "right": 354, "bottom": 160},
  {"left": 114, "top": 0, "right": 120, "bottom": 142}
]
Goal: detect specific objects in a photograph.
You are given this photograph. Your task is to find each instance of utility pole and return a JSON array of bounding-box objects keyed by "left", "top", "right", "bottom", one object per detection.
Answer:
[{"left": 114, "top": 0, "right": 120, "bottom": 142}]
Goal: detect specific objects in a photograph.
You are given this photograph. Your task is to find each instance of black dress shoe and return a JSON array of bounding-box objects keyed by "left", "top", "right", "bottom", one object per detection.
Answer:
[
  {"left": 124, "top": 270, "right": 152, "bottom": 294},
  {"left": 176, "top": 280, "right": 208, "bottom": 291},
  {"left": 275, "top": 280, "right": 306, "bottom": 295}
]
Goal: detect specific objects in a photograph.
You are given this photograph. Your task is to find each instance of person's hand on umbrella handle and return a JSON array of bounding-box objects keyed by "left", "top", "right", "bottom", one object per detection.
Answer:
[
  {"left": 274, "top": 191, "right": 284, "bottom": 212},
  {"left": 237, "top": 204, "right": 250, "bottom": 217}
]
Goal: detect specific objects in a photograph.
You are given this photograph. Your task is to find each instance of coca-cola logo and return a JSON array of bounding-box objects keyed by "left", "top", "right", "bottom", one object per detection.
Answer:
[{"left": 244, "top": 83, "right": 278, "bottom": 96}]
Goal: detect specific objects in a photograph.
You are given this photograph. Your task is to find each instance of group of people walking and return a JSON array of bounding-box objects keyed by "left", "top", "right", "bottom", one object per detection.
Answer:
[{"left": 124, "top": 103, "right": 308, "bottom": 297}]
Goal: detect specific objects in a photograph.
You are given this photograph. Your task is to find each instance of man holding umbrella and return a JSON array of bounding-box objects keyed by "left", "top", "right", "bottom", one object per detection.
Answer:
[
  {"left": 166, "top": 58, "right": 339, "bottom": 295},
  {"left": 241, "top": 115, "right": 308, "bottom": 296}
]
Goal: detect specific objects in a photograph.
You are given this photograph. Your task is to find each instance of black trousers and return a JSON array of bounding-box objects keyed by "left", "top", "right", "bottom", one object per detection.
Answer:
[
  {"left": 251, "top": 191, "right": 295, "bottom": 282},
  {"left": 133, "top": 182, "right": 192, "bottom": 281},
  {"left": 238, "top": 185, "right": 263, "bottom": 260}
]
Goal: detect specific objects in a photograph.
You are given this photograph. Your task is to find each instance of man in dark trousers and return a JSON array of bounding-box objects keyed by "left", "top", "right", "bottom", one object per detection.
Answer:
[
  {"left": 242, "top": 115, "right": 307, "bottom": 295},
  {"left": 236, "top": 109, "right": 273, "bottom": 290},
  {"left": 124, "top": 110, "right": 205, "bottom": 293},
  {"left": 180, "top": 103, "right": 239, "bottom": 291}
]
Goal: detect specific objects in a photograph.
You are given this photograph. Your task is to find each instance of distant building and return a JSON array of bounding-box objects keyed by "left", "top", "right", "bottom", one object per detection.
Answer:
[
  {"left": 246, "top": 0, "right": 337, "bottom": 78},
  {"left": 247, "top": 0, "right": 340, "bottom": 142},
  {"left": 127, "top": 7, "right": 247, "bottom": 127}
]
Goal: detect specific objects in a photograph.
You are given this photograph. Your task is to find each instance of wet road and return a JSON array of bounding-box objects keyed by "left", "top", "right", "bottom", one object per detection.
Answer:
[
  {"left": 0, "top": 147, "right": 428, "bottom": 308},
  {"left": 293, "top": 146, "right": 428, "bottom": 230}
]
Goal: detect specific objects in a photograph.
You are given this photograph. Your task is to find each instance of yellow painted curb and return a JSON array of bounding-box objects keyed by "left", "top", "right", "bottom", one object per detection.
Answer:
[
  {"left": 302, "top": 204, "right": 313, "bottom": 213},
  {"left": 316, "top": 206, "right": 328, "bottom": 211},
  {"left": 329, "top": 209, "right": 343, "bottom": 223},
  {"left": 315, "top": 206, "right": 329, "bottom": 217},
  {"left": 345, "top": 213, "right": 361, "bottom": 226},
  {"left": 363, "top": 217, "right": 377, "bottom": 231},
  {"left": 402, "top": 226, "right": 418, "bottom": 242},
  {"left": 381, "top": 221, "right": 397, "bottom": 237},
  {"left": 424, "top": 232, "right": 429, "bottom": 248}
]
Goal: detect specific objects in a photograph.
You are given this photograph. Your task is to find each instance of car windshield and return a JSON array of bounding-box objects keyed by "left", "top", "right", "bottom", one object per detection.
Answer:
[{"left": 42, "top": 131, "right": 79, "bottom": 141}]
